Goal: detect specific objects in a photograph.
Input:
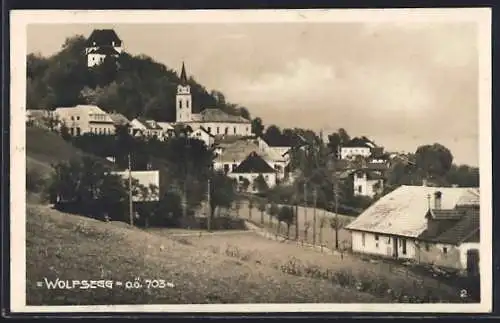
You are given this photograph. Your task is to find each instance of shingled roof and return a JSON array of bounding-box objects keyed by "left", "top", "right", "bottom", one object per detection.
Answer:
[
  {"left": 232, "top": 152, "right": 276, "bottom": 174},
  {"left": 87, "top": 29, "right": 122, "bottom": 47},
  {"left": 345, "top": 185, "right": 480, "bottom": 238},
  {"left": 419, "top": 208, "right": 479, "bottom": 245},
  {"left": 199, "top": 109, "right": 250, "bottom": 123}
]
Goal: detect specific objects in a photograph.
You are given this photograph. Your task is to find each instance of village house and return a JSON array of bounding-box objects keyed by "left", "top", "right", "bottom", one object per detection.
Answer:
[
  {"left": 340, "top": 137, "right": 379, "bottom": 160},
  {"left": 227, "top": 152, "right": 278, "bottom": 193},
  {"left": 345, "top": 185, "right": 480, "bottom": 275},
  {"left": 85, "top": 29, "right": 123, "bottom": 67},
  {"left": 172, "top": 63, "right": 252, "bottom": 137},
  {"left": 108, "top": 112, "right": 130, "bottom": 128},
  {"left": 129, "top": 118, "right": 165, "bottom": 140},
  {"left": 214, "top": 137, "right": 291, "bottom": 183},
  {"left": 54, "top": 105, "right": 115, "bottom": 136},
  {"left": 189, "top": 127, "right": 215, "bottom": 148},
  {"left": 352, "top": 169, "right": 384, "bottom": 198}
]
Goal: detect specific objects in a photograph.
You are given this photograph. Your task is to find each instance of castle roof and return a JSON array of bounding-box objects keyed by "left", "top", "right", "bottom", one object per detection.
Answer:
[
  {"left": 87, "top": 29, "right": 122, "bottom": 47},
  {"left": 88, "top": 46, "right": 120, "bottom": 56}
]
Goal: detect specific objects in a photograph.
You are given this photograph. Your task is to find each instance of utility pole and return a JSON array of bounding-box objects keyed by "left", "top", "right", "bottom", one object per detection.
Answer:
[
  {"left": 332, "top": 158, "right": 339, "bottom": 250},
  {"left": 128, "top": 153, "right": 133, "bottom": 226},
  {"left": 303, "top": 182, "right": 307, "bottom": 222},
  {"left": 207, "top": 177, "right": 211, "bottom": 232},
  {"left": 313, "top": 187, "right": 317, "bottom": 246}
]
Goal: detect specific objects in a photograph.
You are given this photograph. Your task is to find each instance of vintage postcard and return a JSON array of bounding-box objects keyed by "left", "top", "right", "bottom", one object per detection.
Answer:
[{"left": 10, "top": 8, "right": 492, "bottom": 313}]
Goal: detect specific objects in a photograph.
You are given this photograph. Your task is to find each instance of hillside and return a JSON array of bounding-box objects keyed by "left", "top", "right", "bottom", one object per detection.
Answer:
[
  {"left": 26, "top": 127, "right": 111, "bottom": 175},
  {"left": 26, "top": 204, "right": 385, "bottom": 305}
]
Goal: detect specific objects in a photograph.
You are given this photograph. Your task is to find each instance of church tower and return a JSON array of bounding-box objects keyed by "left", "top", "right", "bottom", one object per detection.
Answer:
[{"left": 176, "top": 62, "right": 192, "bottom": 123}]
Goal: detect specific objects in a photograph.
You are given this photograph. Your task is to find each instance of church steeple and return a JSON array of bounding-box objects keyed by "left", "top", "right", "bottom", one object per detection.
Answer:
[
  {"left": 176, "top": 61, "right": 192, "bottom": 123},
  {"left": 180, "top": 61, "right": 188, "bottom": 85}
]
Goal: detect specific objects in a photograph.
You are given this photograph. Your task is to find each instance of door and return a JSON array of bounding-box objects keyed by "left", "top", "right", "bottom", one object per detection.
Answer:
[
  {"left": 467, "top": 249, "right": 480, "bottom": 277},
  {"left": 393, "top": 237, "right": 398, "bottom": 258}
]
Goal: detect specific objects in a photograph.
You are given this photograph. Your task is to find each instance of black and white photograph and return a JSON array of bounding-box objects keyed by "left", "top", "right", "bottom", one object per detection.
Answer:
[{"left": 10, "top": 8, "right": 492, "bottom": 313}]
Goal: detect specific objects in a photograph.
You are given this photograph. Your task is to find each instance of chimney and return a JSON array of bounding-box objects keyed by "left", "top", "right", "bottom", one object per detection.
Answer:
[{"left": 434, "top": 191, "right": 442, "bottom": 210}]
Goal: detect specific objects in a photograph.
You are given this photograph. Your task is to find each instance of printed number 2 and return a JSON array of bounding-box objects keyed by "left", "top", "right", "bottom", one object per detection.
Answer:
[{"left": 460, "top": 289, "right": 468, "bottom": 298}]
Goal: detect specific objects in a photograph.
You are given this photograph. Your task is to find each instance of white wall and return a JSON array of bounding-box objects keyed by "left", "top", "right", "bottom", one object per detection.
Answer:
[
  {"left": 459, "top": 242, "right": 480, "bottom": 270},
  {"left": 341, "top": 147, "right": 371, "bottom": 160},
  {"left": 192, "top": 122, "right": 252, "bottom": 137},
  {"left": 228, "top": 172, "right": 277, "bottom": 193},
  {"left": 353, "top": 173, "right": 382, "bottom": 198},
  {"left": 87, "top": 53, "right": 106, "bottom": 67},
  {"left": 351, "top": 231, "right": 416, "bottom": 259},
  {"left": 55, "top": 107, "right": 115, "bottom": 136},
  {"left": 190, "top": 129, "right": 214, "bottom": 147}
]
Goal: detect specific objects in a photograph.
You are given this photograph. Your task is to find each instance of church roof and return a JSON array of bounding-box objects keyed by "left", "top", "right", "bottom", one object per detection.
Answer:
[
  {"left": 87, "top": 29, "right": 122, "bottom": 47},
  {"left": 180, "top": 62, "right": 188, "bottom": 85},
  {"left": 200, "top": 109, "right": 250, "bottom": 123}
]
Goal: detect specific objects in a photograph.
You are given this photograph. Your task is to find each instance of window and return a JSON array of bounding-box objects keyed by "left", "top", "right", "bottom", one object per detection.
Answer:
[
  {"left": 375, "top": 235, "right": 379, "bottom": 241},
  {"left": 207, "top": 127, "right": 211, "bottom": 133},
  {"left": 179, "top": 100, "right": 182, "bottom": 109},
  {"left": 357, "top": 172, "right": 364, "bottom": 178},
  {"left": 358, "top": 185, "right": 362, "bottom": 193},
  {"left": 71, "top": 116, "right": 74, "bottom": 121},
  {"left": 246, "top": 127, "right": 250, "bottom": 133},
  {"left": 223, "top": 164, "right": 230, "bottom": 174},
  {"left": 265, "top": 175, "right": 269, "bottom": 180},
  {"left": 239, "top": 176, "right": 244, "bottom": 181},
  {"left": 443, "top": 247, "right": 448, "bottom": 255},
  {"left": 217, "top": 127, "right": 220, "bottom": 134},
  {"left": 234, "top": 127, "right": 237, "bottom": 134},
  {"left": 225, "top": 127, "right": 229, "bottom": 135},
  {"left": 76, "top": 127, "right": 81, "bottom": 136},
  {"left": 387, "top": 237, "right": 391, "bottom": 244},
  {"left": 425, "top": 243, "right": 430, "bottom": 251},
  {"left": 76, "top": 116, "right": 80, "bottom": 120},
  {"left": 70, "top": 128, "right": 74, "bottom": 136},
  {"left": 401, "top": 239, "right": 407, "bottom": 255},
  {"left": 232, "top": 164, "right": 237, "bottom": 171},
  {"left": 361, "top": 233, "right": 366, "bottom": 247}
]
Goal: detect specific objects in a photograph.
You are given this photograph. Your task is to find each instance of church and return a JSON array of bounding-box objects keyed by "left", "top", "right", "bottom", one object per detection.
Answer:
[{"left": 173, "top": 63, "right": 253, "bottom": 137}]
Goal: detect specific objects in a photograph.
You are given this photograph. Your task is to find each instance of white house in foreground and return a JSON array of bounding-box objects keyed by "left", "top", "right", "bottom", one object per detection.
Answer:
[{"left": 345, "top": 185, "right": 480, "bottom": 275}]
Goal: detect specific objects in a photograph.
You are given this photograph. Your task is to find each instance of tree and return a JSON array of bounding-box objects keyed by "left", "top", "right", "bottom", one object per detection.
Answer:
[
  {"left": 277, "top": 206, "right": 295, "bottom": 239},
  {"left": 239, "top": 177, "right": 250, "bottom": 193},
  {"left": 303, "top": 221, "right": 311, "bottom": 245},
  {"left": 253, "top": 174, "right": 269, "bottom": 193},
  {"left": 269, "top": 202, "right": 279, "bottom": 229},
  {"left": 415, "top": 143, "right": 453, "bottom": 180},
  {"left": 155, "top": 191, "right": 183, "bottom": 227},
  {"left": 263, "top": 125, "right": 282, "bottom": 145},
  {"left": 251, "top": 117, "right": 265, "bottom": 137},
  {"left": 257, "top": 199, "right": 267, "bottom": 224},
  {"left": 248, "top": 198, "right": 254, "bottom": 220},
  {"left": 329, "top": 217, "right": 339, "bottom": 250},
  {"left": 60, "top": 123, "right": 71, "bottom": 141},
  {"left": 209, "top": 171, "right": 236, "bottom": 224},
  {"left": 239, "top": 107, "right": 251, "bottom": 120},
  {"left": 338, "top": 128, "right": 350, "bottom": 145},
  {"left": 318, "top": 216, "right": 327, "bottom": 252}
]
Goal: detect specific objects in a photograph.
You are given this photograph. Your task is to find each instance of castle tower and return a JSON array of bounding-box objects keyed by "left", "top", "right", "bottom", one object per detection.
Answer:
[{"left": 176, "top": 62, "right": 192, "bottom": 123}]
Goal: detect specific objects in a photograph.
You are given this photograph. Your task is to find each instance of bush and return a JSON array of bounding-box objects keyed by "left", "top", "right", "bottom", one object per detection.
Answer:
[{"left": 26, "top": 168, "right": 47, "bottom": 193}]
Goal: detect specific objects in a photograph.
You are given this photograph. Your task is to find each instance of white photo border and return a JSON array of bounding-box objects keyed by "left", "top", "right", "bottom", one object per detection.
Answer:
[{"left": 10, "top": 8, "right": 493, "bottom": 313}]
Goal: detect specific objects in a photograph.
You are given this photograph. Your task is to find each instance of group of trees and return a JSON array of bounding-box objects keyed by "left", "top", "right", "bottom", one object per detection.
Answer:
[
  {"left": 27, "top": 35, "right": 250, "bottom": 122},
  {"left": 52, "top": 124, "right": 238, "bottom": 228}
]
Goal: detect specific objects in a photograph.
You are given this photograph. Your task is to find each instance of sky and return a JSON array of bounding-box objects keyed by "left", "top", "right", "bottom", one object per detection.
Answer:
[{"left": 27, "top": 22, "right": 480, "bottom": 166}]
